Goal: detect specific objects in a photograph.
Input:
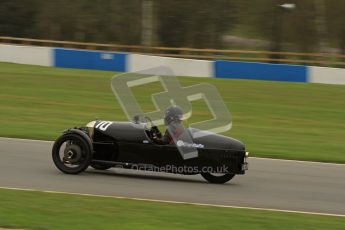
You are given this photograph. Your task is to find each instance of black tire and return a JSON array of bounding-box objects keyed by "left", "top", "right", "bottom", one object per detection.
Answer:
[
  {"left": 90, "top": 163, "right": 113, "bottom": 170},
  {"left": 201, "top": 173, "right": 235, "bottom": 184},
  {"left": 52, "top": 133, "right": 92, "bottom": 174}
]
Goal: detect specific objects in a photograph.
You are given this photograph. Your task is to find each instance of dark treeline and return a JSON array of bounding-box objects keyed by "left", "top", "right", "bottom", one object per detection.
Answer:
[{"left": 0, "top": 0, "right": 345, "bottom": 53}]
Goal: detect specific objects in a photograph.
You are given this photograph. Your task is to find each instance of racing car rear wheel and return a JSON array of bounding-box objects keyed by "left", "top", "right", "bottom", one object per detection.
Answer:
[
  {"left": 52, "top": 133, "right": 92, "bottom": 174},
  {"left": 201, "top": 173, "right": 235, "bottom": 184}
]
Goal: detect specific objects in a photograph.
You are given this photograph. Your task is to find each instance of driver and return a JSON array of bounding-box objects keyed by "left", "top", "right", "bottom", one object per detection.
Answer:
[
  {"left": 155, "top": 105, "right": 184, "bottom": 144},
  {"left": 162, "top": 105, "right": 184, "bottom": 144}
]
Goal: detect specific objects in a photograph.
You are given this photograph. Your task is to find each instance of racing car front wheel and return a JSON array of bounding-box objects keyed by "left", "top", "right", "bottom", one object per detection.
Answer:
[
  {"left": 52, "top": 133, "right": 92, "bottom": 174},
  {"left": 201, "top": 173, "right": 235, "bottom": 184}
]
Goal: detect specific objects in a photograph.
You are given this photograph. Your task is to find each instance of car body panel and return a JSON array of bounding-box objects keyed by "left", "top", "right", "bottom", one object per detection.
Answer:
[{"left": 85, "top": 120, "right": 248, "bottom": 175}]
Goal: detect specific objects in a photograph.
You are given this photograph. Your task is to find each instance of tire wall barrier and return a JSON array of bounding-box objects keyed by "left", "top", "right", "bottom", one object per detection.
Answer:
[
  {"left": 54, "top": 48, "right": 127, "bottom": 72},
  {"left": 0, "top": 44, "right": 344, "bottom": 85},
  {"left": 214, "top": 60, "right": 308, "bottom": 82},
  {"left": 0, "top": 44, "right": 52, "bottom": 66},
  {"left": 128, "top": 54, "right": 213, "bottom": 77},
  {"left": 308, "top": 66, "right": 345, "bottom": 85}
]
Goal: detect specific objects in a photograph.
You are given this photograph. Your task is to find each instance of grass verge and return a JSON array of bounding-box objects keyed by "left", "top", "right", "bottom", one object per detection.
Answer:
[
  {"left": 0, "top": 188, "right": 344, "bottom": 230},
  {"left": 1, "top": 62, "right": 345, "bottom": 163}
]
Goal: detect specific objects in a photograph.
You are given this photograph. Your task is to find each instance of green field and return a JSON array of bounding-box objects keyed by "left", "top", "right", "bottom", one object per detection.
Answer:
[
  {"left": 0, "top": 188, "right": 344, "bottom": 230},
  {"left": 1, "top": 62, "right": 345, "bottom": 163}
]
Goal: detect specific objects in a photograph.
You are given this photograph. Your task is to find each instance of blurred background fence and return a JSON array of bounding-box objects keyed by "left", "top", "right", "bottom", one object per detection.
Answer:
[
  {"left": 1, "top": 36, "right": 345, "bottom": 67},
  {"left": 1, "top": 0, "right": 345, "bottom": 68}
]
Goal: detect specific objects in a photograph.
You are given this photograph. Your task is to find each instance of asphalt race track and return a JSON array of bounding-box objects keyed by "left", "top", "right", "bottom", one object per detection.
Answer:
[{"left": 0, "top": 137, "right": 344, "bottom": 216}]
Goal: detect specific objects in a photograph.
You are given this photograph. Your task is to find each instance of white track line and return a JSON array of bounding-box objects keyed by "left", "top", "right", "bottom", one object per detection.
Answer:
[
  {"left": 0, "top": 186, "right": 344, "bottom": 218},
  {"left": 0, "top": 137, "right": 52, "bottom": 143},
  {"left": 250, "top": 157, "right": 345, "bottom": 166},
  {"left": 1, "top": 137, "right": 344, "bottom": 166}
]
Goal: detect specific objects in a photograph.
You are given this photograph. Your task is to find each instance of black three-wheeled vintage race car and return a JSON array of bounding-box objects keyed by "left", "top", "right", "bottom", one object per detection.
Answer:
[{"left": 52, "top": 118, "right": 249, "bottom": 184}]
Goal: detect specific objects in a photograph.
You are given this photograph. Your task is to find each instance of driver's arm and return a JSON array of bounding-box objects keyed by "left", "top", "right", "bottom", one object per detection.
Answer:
[
  {"left": 153, "top": 129, "right": 171, "bottom": 144},
  {"left": 159, "top": 122, "right": 184, "bottom": 145},
  {"left": 161, "top": 129, "right": 172, "bottom": 144}
]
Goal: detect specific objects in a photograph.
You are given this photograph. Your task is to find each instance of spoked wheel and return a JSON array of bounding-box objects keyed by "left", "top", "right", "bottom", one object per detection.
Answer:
[
  {"left": 52, "top": 133, "right": 92, "bottom": 174},
  {"left": 201, "top": 173, "right": 235, "bottom": 184}
]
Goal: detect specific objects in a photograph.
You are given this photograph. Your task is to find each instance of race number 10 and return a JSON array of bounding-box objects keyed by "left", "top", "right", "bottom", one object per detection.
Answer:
[{"left": 95, "top": 121, "right": 113, "bottom": 131}]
